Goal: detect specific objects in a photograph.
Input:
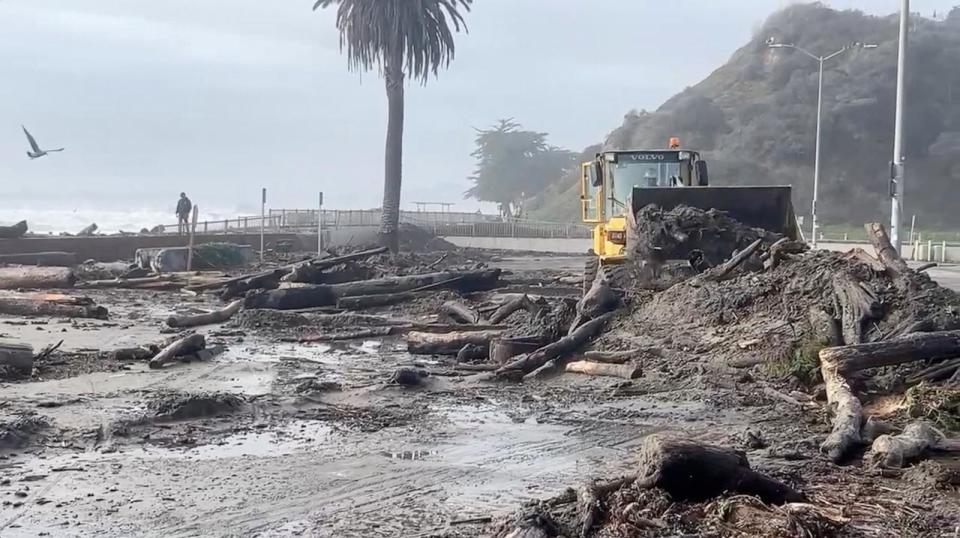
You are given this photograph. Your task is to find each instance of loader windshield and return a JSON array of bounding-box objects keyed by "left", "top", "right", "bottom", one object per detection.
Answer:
[{"left": 609, "top": 161, "right": 682, "bottom": 214}]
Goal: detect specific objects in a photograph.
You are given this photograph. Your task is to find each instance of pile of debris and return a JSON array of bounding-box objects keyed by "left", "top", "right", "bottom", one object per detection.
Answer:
[{"left": 476, "top": 214, "right": 960, "bottom": 536}]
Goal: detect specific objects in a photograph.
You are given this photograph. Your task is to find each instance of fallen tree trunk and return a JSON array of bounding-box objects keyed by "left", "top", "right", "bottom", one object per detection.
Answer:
[
  {"left": 821, "top": 330, "right": 960, "bottom": 374},
  {"left": 819, "top": 345, "right": 863, "bottom": 463},
  {"left": 865, "top": 222, "right": 909, "bottom": 276},
  {"left": 282, "top": 247, "right": 387, "bottom": 285},
  {"left": 489, "top": 336, "right": 544, "bottom": 364},
  {"left": 0, "top": 342, "right": 33, "bottom": 373},
  {"left": 907, "top": 357, "right": 960, "bottom": 383},
  {"left": 0, "top": 221, "right": 28, "bottom": 239},
  {"left": 149, "top": 333, "right": 206, "bottom": 369},
  {"left": 336, "top": 291, "right": 426, "bottom": 310},
  {"left": 439, "top": 301, "right": 485, "bottom": 325},
  {"left": 489, "top": 294, "right": 539, "bottom": 324},
  {"left": 331, "top": 269, "right": 501, "bottom": 298},
  {"left": 868, "top": 421, "right": 960, "bottom": 468},
  {"left": 582, "top": 349, "right": 643, "bottom": 364},
  {"left": 0, "top": 266, "right": 76, "bottom": 289},
  {"left": 296, "top": 327, "right": 393, "bottom": 342},
  {"left": 0, "top": 252, "right": 77, "bottom": 267},
  {"left": 246, "top": 269, "right": 501, "bottom": 310},
  {"left": 0, "top": 297, "right": 107, "bottom": 319},
  {"left": 221, "top": 269, "right": 286, "bottom": 300},
  {"left": 565, "top": 360, "right": 640, "bottom": 380},
  {"left": 522, "top": 358, "right": 559, "bottom": 381},
  {"left": 77, "top": 223, "right": 98, "bottom": 237},
  {"left": 635, "top": 434, "right": 804, "bottom": 504},
  {"left": 407, "top": 330, "right": 504, "bottom": 355},
  {"left": 456, "top": 343, "right": 488, "bottom": 362},
  {"left": 167, "top": 299, "right": 243, "bottom": 328},
  {"left": 496, "top": 313, "right": 613, "bottom": 377},
  {"left": 312, "top": 247, "right": 388, "bottom": 270},
  {"left": 706, "top": 238, "right": 763, "bottom": 281},
  {"left": 77, "top": 276, "right": 178, "bottom": 290},
  {"left": 832, "top": 273, "right": 881, "bottom": 345}
]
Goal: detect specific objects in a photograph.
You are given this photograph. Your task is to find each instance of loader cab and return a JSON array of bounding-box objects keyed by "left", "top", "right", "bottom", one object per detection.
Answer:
[{"left": 580, "top": 147, "right": 709, "bottom": 222}]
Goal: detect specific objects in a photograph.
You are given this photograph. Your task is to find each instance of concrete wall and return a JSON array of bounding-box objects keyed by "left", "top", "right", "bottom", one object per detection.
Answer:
[{"left": 0, "top": 233, "right": 309, "bottom": 262}]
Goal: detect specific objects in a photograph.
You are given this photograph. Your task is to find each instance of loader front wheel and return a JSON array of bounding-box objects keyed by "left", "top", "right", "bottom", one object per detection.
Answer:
[{"left": 582, "top": 257, "right": 599, "bottom": 296}]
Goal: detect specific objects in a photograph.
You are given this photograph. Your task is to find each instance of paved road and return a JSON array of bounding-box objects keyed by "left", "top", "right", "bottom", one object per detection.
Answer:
[{"left": 924, "top": 264, "right": 960, "bottom": 292}]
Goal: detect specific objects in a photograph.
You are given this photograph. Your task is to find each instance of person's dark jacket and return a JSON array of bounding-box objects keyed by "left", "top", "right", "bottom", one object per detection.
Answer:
[{"left": 176, "top": 197, "right": 192, "bottom": 218}]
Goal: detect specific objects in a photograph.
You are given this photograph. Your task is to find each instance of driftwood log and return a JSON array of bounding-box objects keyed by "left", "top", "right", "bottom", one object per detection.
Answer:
[
  {"left": 77, "top": 276, "right": 179, "bottom": 290},
  {"left": 496, "top": 313, "right": 613, "bottom": 378},
  {"left": 819, "top": 345, "right": 864, "bottom": 463},
  {"left": 820, "top": 330, "right": 960, "bottom": 374},
  {"left": 0, "top": 296, "right": 107, "bottom": 319},
  {"left": 336, "top": 291, "right": 427, "bottom": 310},
  {"left": 0, "top": 221, "right": 28, "bottom": 239},
  {"left": 489, "top": 294, "right": 539, "bottom": 324},
  {"left": 706, "top": 238, "right": 763, "bottom": 281},
  {"left": 865, "top": 222, "right": 909, "bottom": 276},
  {"left": 167, "top": 299, "right": 243, "bottom": 328},
  {"left": 245, "top": 269, "right": 501, "bottom": 310},
  {"left": 582, "top": 349, "right": 650, "bottom": 364},
  {"left": 565, "top": 360, "right": 641, "bottom": 380},
  {"left": 77, "top": 223, "right": 98, "bottom": 237},
  {"left": 635, "top": 434, "right": 804, "bottom": 504},
  {"left": 282, "top": 247, "right": 387, "bottom": 284},
  {"left": 0, "top": 266, "right": 76, "bottom": 289},
  {"left": 489, "top": 336, "right": 544, "bottom": 364},
  {"left": 439, "top": 300, "right": 485, "bottom": 325},
  {"left": 0, "top": 342, "right": 33, "bottom": 373},
  {"left": 456, "top": 343, "right": 488, "bottom": 362},
  {"left": 148, "top": 333, "right": 206, "bottom": 369},
  {"left": 868, "top": 421, "right": 960, "bottom": 468},
  {"left": 0, "top": 252, "right": 77, "bottom": 267},
  {"left": 407, "top": 330, "right": 504, "bottom": 355},
  {"left": 832, "top": 273, "right": 881, "bottom": 346}
]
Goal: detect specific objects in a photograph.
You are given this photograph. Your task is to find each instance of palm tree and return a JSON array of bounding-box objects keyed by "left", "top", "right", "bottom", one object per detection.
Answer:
[{"left": 314, "top": 0, "right": 473, "bottom": 252}]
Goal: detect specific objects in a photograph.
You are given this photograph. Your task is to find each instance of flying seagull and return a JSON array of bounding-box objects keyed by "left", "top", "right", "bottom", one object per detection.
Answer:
[{"left": 22, "top": 125, "right": 64, "bottom": 159}]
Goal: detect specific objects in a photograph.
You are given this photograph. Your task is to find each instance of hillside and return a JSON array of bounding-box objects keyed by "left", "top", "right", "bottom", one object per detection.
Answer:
[{"left": 528, "top": 4, "right": 960, "bottom": 227}]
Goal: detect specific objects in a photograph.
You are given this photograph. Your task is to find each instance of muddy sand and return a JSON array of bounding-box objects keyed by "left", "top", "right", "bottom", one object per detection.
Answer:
[{"left": 0, "top": 251, "right": 958, "bottom": 537}]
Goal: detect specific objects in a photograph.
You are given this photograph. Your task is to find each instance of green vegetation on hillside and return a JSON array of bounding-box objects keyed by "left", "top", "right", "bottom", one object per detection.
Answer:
[{"left": 529, "top": 4, "right": 960, "bottom": 227}]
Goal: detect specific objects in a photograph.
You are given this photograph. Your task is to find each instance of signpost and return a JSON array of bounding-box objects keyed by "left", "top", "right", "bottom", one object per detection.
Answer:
[
  {"left": 318, "top": 191, "right": 325, "bottom": 255},
  {"left": 260, "top": 188, "right": 267, "bottom": 264}
]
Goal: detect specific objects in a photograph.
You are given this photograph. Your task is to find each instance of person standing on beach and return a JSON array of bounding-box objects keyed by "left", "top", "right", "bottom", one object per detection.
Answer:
[{"left": 176, "top": 192, "right": 192, "bottom": 235}]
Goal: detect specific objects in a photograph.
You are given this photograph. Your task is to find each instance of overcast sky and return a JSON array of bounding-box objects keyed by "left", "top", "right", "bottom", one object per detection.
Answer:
[{"left": 0, "top": 0, "right": 955, "bottom": 218}]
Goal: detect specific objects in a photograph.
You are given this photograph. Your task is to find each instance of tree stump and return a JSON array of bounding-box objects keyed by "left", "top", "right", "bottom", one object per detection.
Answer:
[{"left": 635, "top": 434, "right": 804, "bottom": 504}]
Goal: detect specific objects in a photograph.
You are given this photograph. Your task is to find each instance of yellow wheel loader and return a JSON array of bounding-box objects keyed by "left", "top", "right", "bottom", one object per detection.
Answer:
[{"left": 579, "top": 138, "right": 799, "bottom": 293}]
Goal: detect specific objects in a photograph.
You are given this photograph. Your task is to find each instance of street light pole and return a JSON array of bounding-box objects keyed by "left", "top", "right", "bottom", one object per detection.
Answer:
[
  {"left": 890, "top": 0, "right": 909, "bottom": 252},
  {"left": 812, "top": 58, "right": 825, "bottom": 249},
  {"left": 768, "top": 40, "right": 876, "bottom": 248}
]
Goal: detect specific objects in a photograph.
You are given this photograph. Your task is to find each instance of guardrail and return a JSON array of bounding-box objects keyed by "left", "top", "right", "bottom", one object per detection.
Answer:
[{"left": 164, "top": 209, "right": 591, "bottom": 239}]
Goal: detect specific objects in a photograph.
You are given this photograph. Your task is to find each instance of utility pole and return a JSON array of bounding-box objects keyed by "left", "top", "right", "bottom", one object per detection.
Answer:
[
  {"left": 768, "top": 40, "right": 877, "bottom": 248},
  {"left": 890, "top": 0, "right": 909, "bottom": 252}
]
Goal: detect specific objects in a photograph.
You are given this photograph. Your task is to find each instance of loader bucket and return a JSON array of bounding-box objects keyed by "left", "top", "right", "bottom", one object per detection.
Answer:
[{"left": 630, "top": 186, "right": 799, "bottom": 240}]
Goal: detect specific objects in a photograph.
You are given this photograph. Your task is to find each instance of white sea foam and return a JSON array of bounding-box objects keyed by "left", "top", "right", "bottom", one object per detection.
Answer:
[{"left": 0, "top": 206, "right": 244, "bottom": 235}]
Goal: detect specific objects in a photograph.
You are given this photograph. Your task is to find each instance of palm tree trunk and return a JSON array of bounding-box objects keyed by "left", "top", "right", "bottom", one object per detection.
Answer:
[{"left": 380, "top": 61, "right": 405, "bottom": 253}]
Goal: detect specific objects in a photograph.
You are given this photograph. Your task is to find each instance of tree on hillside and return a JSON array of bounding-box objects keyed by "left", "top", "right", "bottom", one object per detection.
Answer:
[
  {"left": 313, "top": 0, "right": 472, "bottom": 252},
  {"left": 466, "top": 119, "right": 577, "bottom": 216}
]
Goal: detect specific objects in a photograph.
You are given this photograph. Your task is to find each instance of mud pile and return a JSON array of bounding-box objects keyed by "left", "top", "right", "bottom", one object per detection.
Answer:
[
  {"left": 603, "top": 248, "right": 960, "bottom": 382},
  {"left": 147, "top": 391, "right": 245, "bottom": 421},
  {"left": 629, "top": 205, "right": 782, "bottom": 267}
]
